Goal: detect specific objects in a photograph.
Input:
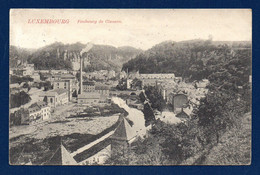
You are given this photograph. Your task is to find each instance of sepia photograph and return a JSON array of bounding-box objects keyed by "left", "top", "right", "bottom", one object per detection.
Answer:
[{"left": 9, "top": 9, "right": 252, "bottom": 165}]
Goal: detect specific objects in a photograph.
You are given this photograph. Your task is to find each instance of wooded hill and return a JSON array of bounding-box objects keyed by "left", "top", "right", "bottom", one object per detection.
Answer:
[
  {"left": 10, "top": 42, "right": 143, "bottom": 72},
  {"left": 122, "top": 39, "right": 251, "bottom": 84}
]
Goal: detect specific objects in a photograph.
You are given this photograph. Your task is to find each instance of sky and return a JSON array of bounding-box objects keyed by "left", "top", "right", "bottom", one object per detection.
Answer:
[{"left": 10, "top": 9, "right": 252, "bottom": 50}]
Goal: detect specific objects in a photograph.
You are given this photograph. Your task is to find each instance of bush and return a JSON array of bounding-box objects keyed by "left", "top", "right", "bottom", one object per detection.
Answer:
[{"left": 10, "top": 91, "right": 31, "bottom": 108}]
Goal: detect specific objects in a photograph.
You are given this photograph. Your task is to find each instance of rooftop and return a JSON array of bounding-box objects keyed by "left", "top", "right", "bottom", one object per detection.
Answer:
[
  {"left": 83, "top": 81, "right": 95, "bottom": 86},
  {"left": 42, "top": 89, "right": 68, "bottom": 96},
  {"left": 95, "top": 85, "right": 110, "bottom": 90},
  {"left": 111, "top": 117, "right": 136, "bottom": 141},
  {"left": 78, "top": 92, "right": 100, "bottom": 99}
]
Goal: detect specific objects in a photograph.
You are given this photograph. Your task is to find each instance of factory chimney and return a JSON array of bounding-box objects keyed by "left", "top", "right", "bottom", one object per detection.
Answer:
[
  {"left": 79, "top": 55, "right": 83, "bottom": 94},
  {"left": 79, "top": 43, "right": 93, "bottom": 95}
]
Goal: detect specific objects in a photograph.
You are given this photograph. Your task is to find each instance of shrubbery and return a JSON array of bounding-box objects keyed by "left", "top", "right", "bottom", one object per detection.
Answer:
[{"left": 10, "top": 91, "right": 31, "bottom": 108}]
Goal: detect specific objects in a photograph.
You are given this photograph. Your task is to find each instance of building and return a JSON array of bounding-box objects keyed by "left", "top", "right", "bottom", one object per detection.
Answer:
[
  {"left": 82, "top": 81, "right": 95, "bottom": 92},
  {"left": 21, "top": 101, "right": 51, "bottom": 124},
  {"left": 139, "top": 73, "right": 175, "bottom": 79},
  {"left": 95, "top": 85, "right": 110, "bottom": 96},
  {"left": 13, "top": 64, "right": 35, "bottom": 76},
  {"left": 27, "top": 105, "right": 41, "bottom": 121},
  {"left": 138, "top": 73, "right": 175, "bottom": 87},
  {"left": 36, "top": 101, "right": 51, "bottom": 120},
  {"left": 77, "top": 93, "right": 101, "bottom": 105},
  {"left": 52, "top": 74, "right": 78, "bottom": 101},
  {"left": 40, "top": 89, "right": 68, "bottom": 108},
  {"left": 176, "top": 110, "right": 190, "bottom": 120},
  {"left": 31, "top": 72, "right": 41, "bottom": 82},
  {"left": 45, "top": 144, "right": 77, "bottom": 165},
  {"left": 110, "top": 117, "right": 137, "bottom": 155},
  {"left": 78, "top": 81, "right": 110, "bottom": 104},
  {"left": 171, "top": 94, "right": 189, "bottom": 113}
]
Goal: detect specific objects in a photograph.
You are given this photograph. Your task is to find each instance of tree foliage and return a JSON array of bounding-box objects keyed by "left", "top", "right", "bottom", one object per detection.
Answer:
[{"left": 10, "top": 91, "right": 31, "bottom": 108}]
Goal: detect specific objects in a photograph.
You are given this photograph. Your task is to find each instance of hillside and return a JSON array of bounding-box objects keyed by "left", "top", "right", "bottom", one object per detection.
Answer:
[
  {"left": 202, "top": 112, "right": 251, "bottom": 165},
  {"left": 122, "top": 39, "right": 251, "bottom": 82},
  {"left": 10, "top": 43, "right": 142, "bottom": 72},
  {"left": 9, "top": 46, "right": 36, "bottom": 68}
]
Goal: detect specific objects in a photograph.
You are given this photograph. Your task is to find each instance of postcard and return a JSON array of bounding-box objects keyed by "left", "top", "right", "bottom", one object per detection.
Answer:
[{"left": 9, "top": 9, "right": 252, "bottom": 165}]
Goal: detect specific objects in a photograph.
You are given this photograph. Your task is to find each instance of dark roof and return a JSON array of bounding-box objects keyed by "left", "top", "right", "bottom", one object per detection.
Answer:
[
  {"left": 44, "top": 144, "right": 77, "bottom": 165},
  {"left": 176, "top": 111, "right": 189, "bottom": 119},
  {"left": 60, "top": 74, "right": 75, "bottom": 79},
  {"left": 83, "top": 81, "right": 95, "bottom": 86},
  {"left": 73, "top": 138, "right": 111, "bottom": 163},
  {"left": 28, "top": 105, "right": 41, "bottom": 113},
  {"left": 36, "top": 101, "right": 48, "bottom": 108},
  {"left": 28, "top": 101, "right": 48, "bottom": 113},
  {"left": 111, "top": 117, "right": 136, "bottom": 141}
]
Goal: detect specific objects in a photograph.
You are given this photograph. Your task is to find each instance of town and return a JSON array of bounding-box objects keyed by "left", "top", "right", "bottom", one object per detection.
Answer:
[
  {"left": 9, "top": 45, "right": 213, "bottom": 165},
  {"left": 8, "top": 8, "right": 252, "bottom": 167}
]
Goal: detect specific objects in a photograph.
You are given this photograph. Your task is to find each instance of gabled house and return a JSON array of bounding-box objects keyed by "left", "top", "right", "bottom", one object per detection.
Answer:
[{"left": 40, "top": 89, "right": 68, "bottom": 108}]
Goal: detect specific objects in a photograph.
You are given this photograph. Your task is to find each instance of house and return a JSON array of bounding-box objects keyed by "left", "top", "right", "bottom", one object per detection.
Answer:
[
  {"left": 139, "top": 73, "right": 175, "bottom": 87},
  {"left": 77, "top": 93, "right": 101, "bottom": 105},
  {"left": 13, "top": 64, "right": 35, "bottom": 76},
  {"left": 83, "top": 81, "right": 95, "bottom": 92},
  {"left": 139, "top": 73, "right": 175, "bottom": 79},
  {"left": 53, "top": 79, "right": 73, "bottom": 101},
  {"left": 28, "top": 104, "right": 41, "bottom": 121},
  {"left": 40, "top": 89, "right": 68, "bottom": 108},
  {"left": 20, "top": 101, "right": 51, "bottom": 124},
  {"left": 95, "top": 85, "right": 110, "bottom": 96},
  {"left": 36, "top": 101, "right": 51, "bottom": 120}
]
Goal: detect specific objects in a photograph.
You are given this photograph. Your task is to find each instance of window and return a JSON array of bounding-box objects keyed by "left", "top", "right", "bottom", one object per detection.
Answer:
[{"left": 50, "top": 98, "right": 53, "bottom": 103}]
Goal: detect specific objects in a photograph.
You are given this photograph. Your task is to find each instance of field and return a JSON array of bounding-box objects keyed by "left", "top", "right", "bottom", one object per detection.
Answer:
[{"left": 9, "top": 102, "right": 123, "bottom": 165}]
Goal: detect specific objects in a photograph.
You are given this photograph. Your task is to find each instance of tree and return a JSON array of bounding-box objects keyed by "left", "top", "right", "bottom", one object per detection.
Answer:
[
  {"left": 10, "top": 91, "right": 31, "bottom": 108},
  {"left": 144, "top": 86, "right": 166, "bottom": 111},
  {"left": 44, "top": 81, "right": 53, "bottom": 91},
  {"left": 43, "top": 96, "right": 48, "bottom": 104}
]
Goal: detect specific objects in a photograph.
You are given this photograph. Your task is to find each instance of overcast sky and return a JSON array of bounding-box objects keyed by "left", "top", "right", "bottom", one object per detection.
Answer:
[{"left": 10, "top": 9, "right": 252, "bottom": 50}]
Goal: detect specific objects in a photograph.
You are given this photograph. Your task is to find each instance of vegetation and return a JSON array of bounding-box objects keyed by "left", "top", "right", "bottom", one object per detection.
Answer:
[
  {"left": 144, "top": 86, "right": 166, "bottom": 112},
  {"left": 110, "top": 39, "right": 251, "bottom": 165},
  {"left": 10, "top": 75, "right": 33, "bottom": 84},
  {"left": 10, "top": 91, "right": 31, "bottom": 108}
]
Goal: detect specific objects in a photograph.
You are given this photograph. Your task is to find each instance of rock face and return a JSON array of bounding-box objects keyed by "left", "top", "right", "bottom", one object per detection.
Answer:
[{"left": 10, "top": 42, "right": 143, "bottom": 71}]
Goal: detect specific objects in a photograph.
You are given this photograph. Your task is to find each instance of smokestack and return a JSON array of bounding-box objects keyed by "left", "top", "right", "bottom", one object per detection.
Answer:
[
  {"left": 79, "top": 55, "right": 83, "bottom": 94},
  {"left": 79, "top": 43, "right": 93, "bottom": 94}
]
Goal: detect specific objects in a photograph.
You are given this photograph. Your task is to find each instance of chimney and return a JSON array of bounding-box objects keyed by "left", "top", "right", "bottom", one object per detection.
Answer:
[{"left": 79, "top": 55, "right": 83, "bottom": 94}]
